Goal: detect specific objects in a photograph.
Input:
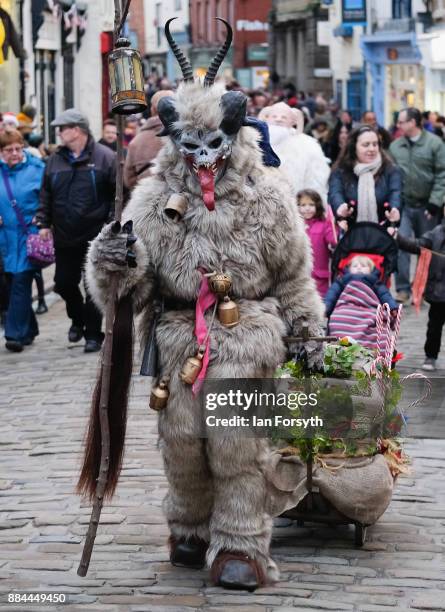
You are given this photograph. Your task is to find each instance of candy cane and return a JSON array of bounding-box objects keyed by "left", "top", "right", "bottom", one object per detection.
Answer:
[
  {"left": 376, "top": 303, "right": 392, "bottom": 367},
  {"left": 376, "top": 304, "right": 385, "bottom": 360}
]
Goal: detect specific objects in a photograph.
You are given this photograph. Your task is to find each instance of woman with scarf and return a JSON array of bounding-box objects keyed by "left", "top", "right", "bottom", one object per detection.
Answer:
[{"left": 328, "top": 126, "right": 402, "bottom": 229}]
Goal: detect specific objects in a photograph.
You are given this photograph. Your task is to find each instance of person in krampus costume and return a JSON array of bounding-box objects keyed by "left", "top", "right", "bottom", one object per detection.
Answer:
[{"left": 78, "top": 18, "right": 324, "bottom": 591}]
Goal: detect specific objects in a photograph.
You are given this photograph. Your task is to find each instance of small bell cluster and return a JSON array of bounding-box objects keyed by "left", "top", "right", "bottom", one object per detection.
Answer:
[
  {"left": 209, "top": 273, "right": 239, "bottom": 328},
  {"left": 149, "top": 273, "right": 240, "bottom": 410}
]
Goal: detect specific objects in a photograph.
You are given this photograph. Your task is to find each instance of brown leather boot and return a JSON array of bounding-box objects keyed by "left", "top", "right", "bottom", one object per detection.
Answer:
[
  {"left": 169, "top": 535, "right": 208, "bottom": 569},
  {"left": 210, "top": 551, "right": 266, "bottom": 591}
]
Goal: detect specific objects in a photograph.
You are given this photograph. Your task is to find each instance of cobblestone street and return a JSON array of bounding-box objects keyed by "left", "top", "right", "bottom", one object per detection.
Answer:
[{"left": 1, "top": 293, "right": 445, "bottom": 612}]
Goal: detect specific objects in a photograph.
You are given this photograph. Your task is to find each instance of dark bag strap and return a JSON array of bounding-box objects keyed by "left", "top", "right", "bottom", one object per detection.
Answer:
[{"left": 1, "top": 166, "right": 29, "bottom": 235}]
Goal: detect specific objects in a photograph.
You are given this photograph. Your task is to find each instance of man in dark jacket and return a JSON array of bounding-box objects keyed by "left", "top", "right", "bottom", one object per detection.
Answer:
[
  {"left": 390, "top": 107, "right": 445, "bottom": 303},
  {"left": 398, "top": 216, "right": 445, "bottom": 371},
  {"left": 36, "top": 109, "right": 116, "bottom": 352}
]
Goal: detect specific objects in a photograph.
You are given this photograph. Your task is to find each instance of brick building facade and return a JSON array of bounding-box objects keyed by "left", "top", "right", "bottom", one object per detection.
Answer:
[
  {"left": 189, "top": 0, "right": 271, "bottom": 87},
  {"left": 189, "top": 0, "right": 234, "bottom": 80},
  {"left": 128, "top": 0, "right": 146, "bottom": 55}
]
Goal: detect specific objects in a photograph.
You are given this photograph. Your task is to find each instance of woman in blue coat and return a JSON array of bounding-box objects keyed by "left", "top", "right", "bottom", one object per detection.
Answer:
[
  {"left": 328, "top": 126, "right": 402, "bottom": 228},
  {"left": 0, "top": 130, "right": 45, "bottom": 352}
]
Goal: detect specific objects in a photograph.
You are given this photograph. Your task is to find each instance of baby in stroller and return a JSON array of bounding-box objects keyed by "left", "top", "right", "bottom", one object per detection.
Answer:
[{"left": 325, "top": 222, "right": 400, "bottom": 351}]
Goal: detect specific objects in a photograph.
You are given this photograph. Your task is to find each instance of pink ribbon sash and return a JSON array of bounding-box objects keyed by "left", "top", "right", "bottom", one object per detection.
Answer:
[{"left": 192, "top": 274, "right": 217, "bottom": 395}]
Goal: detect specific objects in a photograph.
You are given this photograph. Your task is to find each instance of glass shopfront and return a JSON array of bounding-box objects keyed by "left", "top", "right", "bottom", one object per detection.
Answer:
[{"left": 387, "top": 62, "right": 425, "bottom": 125}]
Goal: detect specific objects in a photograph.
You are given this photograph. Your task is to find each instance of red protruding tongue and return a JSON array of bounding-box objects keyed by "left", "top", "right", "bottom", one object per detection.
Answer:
[{"left": 197, "top": 167, "right": 215, "bottom": 211}]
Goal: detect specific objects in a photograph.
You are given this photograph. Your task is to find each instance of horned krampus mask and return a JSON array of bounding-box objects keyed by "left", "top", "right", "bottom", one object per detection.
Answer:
[{"left": 157, "top": 18, "right": 247, "bottom": 211}]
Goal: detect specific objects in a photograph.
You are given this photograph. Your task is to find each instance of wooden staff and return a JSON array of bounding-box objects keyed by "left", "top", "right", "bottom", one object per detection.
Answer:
[{"left": 77, "top": 0, "right": 128, "bottom": 577}]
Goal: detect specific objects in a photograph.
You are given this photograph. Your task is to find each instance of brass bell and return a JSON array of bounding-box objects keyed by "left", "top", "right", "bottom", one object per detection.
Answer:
[
  {"left": 180, "top": 346, "right": 205, "bottom": 385},
  {"left": 164, "top": 194, "right": 187, "bottom": 221},
  {"left": 218, "top": 296, "right": 239, "bottom": 327},
  {"left": 209, "top": 273, "right": 232, "bottom": 297},
  {"left": 149, "top": 377, "right": 170, "bottom": 411}
]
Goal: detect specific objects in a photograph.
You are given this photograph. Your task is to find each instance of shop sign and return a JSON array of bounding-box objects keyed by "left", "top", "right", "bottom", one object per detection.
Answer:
[
  {"left": 247, "top": 44, "right": 268, "bottom": 62},
  {"left": 342, "top": 0, "right": 366, "bottom": 24},
  {"left": 236, "top": 20, "right": 268, "bottom": 32},
  {"left": 432, "top": 34, "right": 445, "bottom": 64},
  {"left": 314, "top": 68, "right": 333, "bottom": 78}
]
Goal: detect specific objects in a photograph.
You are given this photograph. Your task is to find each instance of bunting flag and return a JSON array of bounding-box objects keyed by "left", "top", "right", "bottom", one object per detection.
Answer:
[
  {"left": 325, "top": 203, "right": 338, "bottom": 244},
  {"left": 412, "top": 247, "right": 433, "bottom": 314}
]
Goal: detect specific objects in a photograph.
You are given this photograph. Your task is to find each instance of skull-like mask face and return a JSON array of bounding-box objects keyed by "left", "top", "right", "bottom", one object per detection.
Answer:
[
  {"left": 158, "top": 91, "right": 247, "bottom": 211},
  {"left": 176, "top": 128, "right": 233, "bottom": 210}
]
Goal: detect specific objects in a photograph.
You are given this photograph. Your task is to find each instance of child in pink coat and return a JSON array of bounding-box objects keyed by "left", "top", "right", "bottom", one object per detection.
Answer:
[{"left": 297, "top": 189, "right": 337, "bottom": 298}]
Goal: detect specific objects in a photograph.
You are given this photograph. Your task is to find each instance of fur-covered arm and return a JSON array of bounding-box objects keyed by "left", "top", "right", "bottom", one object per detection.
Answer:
[{"left": 85, "top": 220, "right": 153, "bottom": 314}]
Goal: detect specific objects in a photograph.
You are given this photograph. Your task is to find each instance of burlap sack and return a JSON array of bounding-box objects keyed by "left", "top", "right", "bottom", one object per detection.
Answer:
[
  {"left": 264, "top": 452, "right": 308, "bottom": 517},
  {"left": 312, "top": 454, "right": 393, "bottom": 525}
]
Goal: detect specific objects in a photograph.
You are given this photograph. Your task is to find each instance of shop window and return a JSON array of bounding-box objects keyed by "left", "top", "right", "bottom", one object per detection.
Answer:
[
  {"left": 197, "top": 1, "right": 203, "bottom": 41},
  {"left": 335, "top": 79, "right": 343, "bottom": 108},
  {"left": 392, "top": 0, "right": 412, "bottom": 19},
  {"left": 35, "top": 49, "right": 56, "bottom": 143},
  {"left": 347, "top": 71, "right": 366, "bottom": 122},
  {"left": 206, "top": 0, "right": 211, "bottom": 42}
]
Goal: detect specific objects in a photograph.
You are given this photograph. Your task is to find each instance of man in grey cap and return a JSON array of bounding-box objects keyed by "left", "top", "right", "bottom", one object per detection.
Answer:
[{"left": 36, "top": 108, "right": 116, "bottom": 352}]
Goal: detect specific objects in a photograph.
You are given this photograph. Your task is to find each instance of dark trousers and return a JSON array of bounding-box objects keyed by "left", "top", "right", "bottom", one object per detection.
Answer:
[
  {"left": 0, "top": 271, "right": 10, "bottom": 315},
  {"left": 4, "top": 270, "right": 39, "bottom": 343},
  {"left": 54, "top": 244, "right": 103, "bottom": 341},
  {"left": 424, "top": 302, "right": 445, "bottom": 359},
  {"left": 34, "top": 270, "right": 44, "bottom": 300},
  {"left": 396, "top": 206, "right": 441, "bottom": 293}
]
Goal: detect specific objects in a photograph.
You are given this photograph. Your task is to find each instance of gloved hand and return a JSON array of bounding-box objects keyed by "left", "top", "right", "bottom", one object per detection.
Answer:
[
  {"left": 89, "top": 220, "right": 138, "bottom": 273},
  {"left": 289, "top": 322, "right": 325, "bottom": 372},
  {"left": 302, "top": 339, "right": 326, "bottom": 371}
]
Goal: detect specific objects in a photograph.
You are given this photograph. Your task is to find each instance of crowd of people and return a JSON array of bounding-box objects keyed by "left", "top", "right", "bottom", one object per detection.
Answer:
[{"left": 1, "top": 82, "right": 445, "bottom": 370}]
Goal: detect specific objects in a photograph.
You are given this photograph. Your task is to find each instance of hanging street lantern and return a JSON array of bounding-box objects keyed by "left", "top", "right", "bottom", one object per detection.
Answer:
[{"left": 108, "top": 37, "right": 147, "bottom": 115}]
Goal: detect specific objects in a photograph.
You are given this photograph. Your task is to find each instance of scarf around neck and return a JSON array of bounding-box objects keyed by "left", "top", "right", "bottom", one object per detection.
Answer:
[{"left": 354, "top": 154, "right": 382, "bottom": 223}]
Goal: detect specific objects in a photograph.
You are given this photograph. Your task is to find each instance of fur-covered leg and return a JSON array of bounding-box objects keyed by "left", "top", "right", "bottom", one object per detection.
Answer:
[
  {"left": 153, "top": 316, "right": 214, "bottom": 550},
  {"left": 160, "top": 435, "right": 213, "bottom": 544},
  {"left": 158, "top": 365, "right": 214, "bottom": 545},
  {"left": 206, "top": 436, "right": 279, "bottom": 586}
]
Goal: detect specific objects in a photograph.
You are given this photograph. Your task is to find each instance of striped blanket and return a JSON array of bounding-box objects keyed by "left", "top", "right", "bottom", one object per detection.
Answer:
[{"left": 328, "top": 280, "right": 389, "bottom": 352}]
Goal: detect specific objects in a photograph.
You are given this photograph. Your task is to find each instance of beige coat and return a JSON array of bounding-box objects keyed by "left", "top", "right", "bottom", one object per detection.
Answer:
[{"left": 123, "top": 115, "right": 166, "bottom": 190}]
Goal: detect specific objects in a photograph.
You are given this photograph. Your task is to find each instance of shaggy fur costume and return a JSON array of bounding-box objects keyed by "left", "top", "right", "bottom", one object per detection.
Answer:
[{"left": 86, "top": 81, "right": 324, "bottom": 581}]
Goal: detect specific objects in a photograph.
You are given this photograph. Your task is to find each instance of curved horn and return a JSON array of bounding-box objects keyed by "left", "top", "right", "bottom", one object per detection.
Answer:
[
  {"left": 157, "top": 96, "right": 180, "bottom": 137},
  {"left": 204, "top": 18, "right": 233, "bottom": 87},
  {"left": 165, "top": 18, "right": 194, "bottom": 82},
  {"left": 220, "top": 91, "right": 247, "bottom": 135}
]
